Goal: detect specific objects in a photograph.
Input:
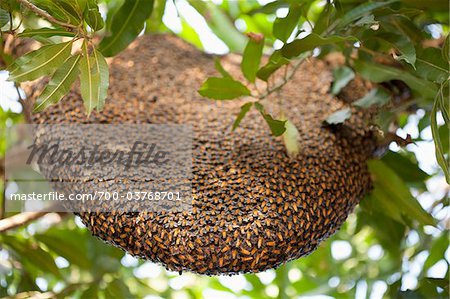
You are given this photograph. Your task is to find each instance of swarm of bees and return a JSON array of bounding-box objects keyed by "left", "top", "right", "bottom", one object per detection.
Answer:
[{"left": 29, "top": 34, "right": 377, "bottom": 275}]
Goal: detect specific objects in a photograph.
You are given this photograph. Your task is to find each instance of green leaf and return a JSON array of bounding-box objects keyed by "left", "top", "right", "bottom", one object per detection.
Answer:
[
  {"left": 34, "top": 54, "right": 80, "bottom": 112},
  {"left": 241, "top": 35, "right": 264, "bottom": 82},
  {"left": 273, "top": 4, "right": 302, "bottom": 42},
  {"left": 198, "top": 77, "right": 251, "bottom": 100},
  {"left": 256, "top": 50, "right": 289, "bottom": 81},
  {"left": 179, "top": 17, "right": 203, "bottom": 50},
  {"left": 247, "top": 1, "right": 289, "bottom": 15},
  {"left": 85, "top": 0, "right": 104, "bottom": 31},
  {"left": 281, "top": 34, "right": 357, "bottom": 59},
  {"left": 415, "top": 47, "right": 449, "bottom": 84},
  {"left": 80, "top": 285, "right": 99, "bottom": 298},
  {"left": 376, "top": 32, "right": 416, "bottom": 67},
  {"left": 1, "top": 235, "right": 61, "bottom": 278},
  {"left": 254, "top": 102, "right": 286, "bottom": 136},
  {"left": 354, "top": 14, "right": 377, "bottom": 27},
  {"left": 431, "top": 87, "right": 450, "bottom": 183},
  {"left": 442, "top": 34, "right": 450, "bottom": 62},
  {"left": 0, "top": 8, "right": 9, "bottom": 28},
  {"left": 32, "top": 0, "right": 82, "bottom": 25},
  {"left": 8, "top": 41, "right": 72, "bottom": 82},
  {"left": 80, "top": 45, "right": 109, "bottom": 114},
  {"left": 336, "top": 0, "right": 398, "bottom": 29},
  {"left": 325, "top": 107, "right": 351, "bottom": 125},
  {"left": 214, "top": 57, "right": 232, "bottom": 78},
  {"left": 424, "top": 234, "right": 448, "bottom": 270},
  {"left": 98, "top": 0, "right": 154, "bottom": 57},
  {"left": 283, "top": 119, "right": 300, "bottom": 158},
  {"left": 18, "top": 27, "right": 76, "bottom": 38},
  {"left": 368, "top": 159, "right": 436, "bottom": 226},
  {"left": 354, "top": 60, "right": 437, "bottom": 100},
  {"left": 381, "top": 151, "right": 429, "bottom": 188},
  {"left": 331, "top": 66, "right": 355, "bottom": 95},
  {"left": 35, "top": 233, "right": 91, "bottom": 269},
  {"left": 232, "top": 102, "right": 253, "bottom": 130},
  {"left": 369, "top": 183, "right": 408, "bottom": 225},
  {"left": 353, "top": 88, "right": 391, "bottom": 108},
  {"left": 104, "top": 279, "right": 133, "bottom": 299},
  {"left": 146, "top": 0, "right": 166, "bottom": 32}
]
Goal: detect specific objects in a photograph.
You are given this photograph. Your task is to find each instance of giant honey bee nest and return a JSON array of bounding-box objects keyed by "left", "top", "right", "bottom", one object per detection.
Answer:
[{"left": 28, "top": 34, "right": 377, "bottom": 275}]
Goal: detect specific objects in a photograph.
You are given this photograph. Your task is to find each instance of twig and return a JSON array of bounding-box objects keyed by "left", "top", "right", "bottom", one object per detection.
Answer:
[
  {"left": 0, "top": 211, "right": 48, "bottom": 232},
  {"left": 259, "top": 59, "right": 305, "bottom": 100},
  {"left": 16, "top": 0, "right": 78, "bottom": 30},
  {"left": 0, "top": 211, "right": 67, "bottom": 232}
]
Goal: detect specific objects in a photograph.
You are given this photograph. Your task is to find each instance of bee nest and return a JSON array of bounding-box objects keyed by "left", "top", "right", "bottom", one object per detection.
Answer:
[{"left": 28, "top": 34, "right": 377, "bottom": 275}]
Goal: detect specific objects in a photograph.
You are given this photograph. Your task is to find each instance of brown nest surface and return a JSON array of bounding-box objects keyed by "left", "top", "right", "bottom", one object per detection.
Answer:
[{"left": 28, "top": 34, "right": 377, "bottom": 275}]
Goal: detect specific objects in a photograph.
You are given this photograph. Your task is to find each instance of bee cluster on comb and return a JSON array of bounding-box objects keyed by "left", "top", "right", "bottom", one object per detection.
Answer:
[{"left": 28, "top": 34, "right": 377, "bottom": 275}]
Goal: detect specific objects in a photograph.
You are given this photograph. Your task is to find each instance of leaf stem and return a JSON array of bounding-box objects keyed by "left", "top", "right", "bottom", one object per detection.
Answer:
[
  {"left": 259, "top": 58, "right": 305, "bottom": 100},
  {"left": 16, "top": 0, "right": 79, "bottom": 30}
]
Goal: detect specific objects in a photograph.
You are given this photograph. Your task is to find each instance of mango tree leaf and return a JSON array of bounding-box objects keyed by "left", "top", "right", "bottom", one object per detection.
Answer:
[
  {"left": 232, "top": 102, "right": 253, "bottom": 130},
  {"left": 368, "top": 159, "right": 436, "bottom": 226},
  {"left": 312, "top": 1, "right": 333, "bottom": 35},
  {"left": 423, "top": 234, "right": 449, "bottom": 270},
  {"left": 247, "top": 1, "right": 289, "bottom": 15},
  {"left": 146, "top": 0, "right": 166, "bottom": 32},
  {"left": 354, "top": 14, "right": 377, "bottom": 27},
  {"left": 198, "top": 77, "right": 251, "bottom": 100},
  {"left": 254, "top": 102, "right": 286, "bottom": 136},
  {"left": 442, "top": 34, "right": 449, "bottom": 62},
  {"left": 256, "top": 50, "right": 289, "bottom": 81},
  {"left": 415, "top": 47, "right": 449, "bottom": 84},
  {"left": 376, "top": 32, "right": 416, "bottom": 67},
  {"left": 8, "top": 41, "right": 72, "bottom": 82},
  {"left": 368, "top": 183, "right": 408, "bottom": 225},
  {"left": 1, "top": 235, "right": 61, "bottom": 278},
  {"left": 18, "top": 27, "right": 76, "bottom": 38},
  {"left": 241, "top": 34, "right": 264, "bottom": 82},
  {"left": 353, "top": 88, "right": 391, "bottom": 108},
  {"left": 85, "top": 0, "right": 104, "bottom": 31},
  {"left": 273, "top": 3, "right": 302, "bottom": 42},
  {"left": 325, "top": 107, "right": 351, "bottom": 124},
  {"left": 354, "top": 60, "right": 437, "bottom": 100},
  {"left": 80, "top": 284, "right": 99, "bottom": 298},
  {"left": 214, "top": 57, "right": 232, "bottom": 78},
  {"left": 98, "top": 0, "right": 154, "bottom": 57},
  {"left": 281, "top": 34, "right": 357, "bottom": 59},
  {"left": 431, "top": 87, "right": 450, "bottom": 183},
  {"left": 0, "top": 8, "right": 9, "bottom": 27},
  {"left": 104, "top": 279, "right": 133, "bottom": 299},
  {"left": 59, "top": 0, "right": 86, "bottom": 20},
  {"left": 179, "top": 17, "right": 203, "bottom": 50},
  {"left": 331, "top": 66, "right": 355, "bottom": 95},
  {"left": 32, "top": 0, "right": 82, "bottom": 25},
  {"left": 336, "top": 0, "right": 398, "bottom": 29},
  {"left": 80, "top": 45, "right": 109, "bottom": 114},
  {"left": 34, "top": 54, "right": 80, "bottom": 112},
  {"left": 381, "top": 151, "right": 429, "bottom": 187},
  {"left": 35, "top": 233, "right": 91, "bottom": 269}
]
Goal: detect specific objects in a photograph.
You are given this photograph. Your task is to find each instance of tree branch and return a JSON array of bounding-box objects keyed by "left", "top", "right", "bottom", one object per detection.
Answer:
[
  {"left": 0, "top": 211, "right": 66, "bottom": 232},
  {"left": 16, "top": 0, "right": 79, "bottom": 30}
]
